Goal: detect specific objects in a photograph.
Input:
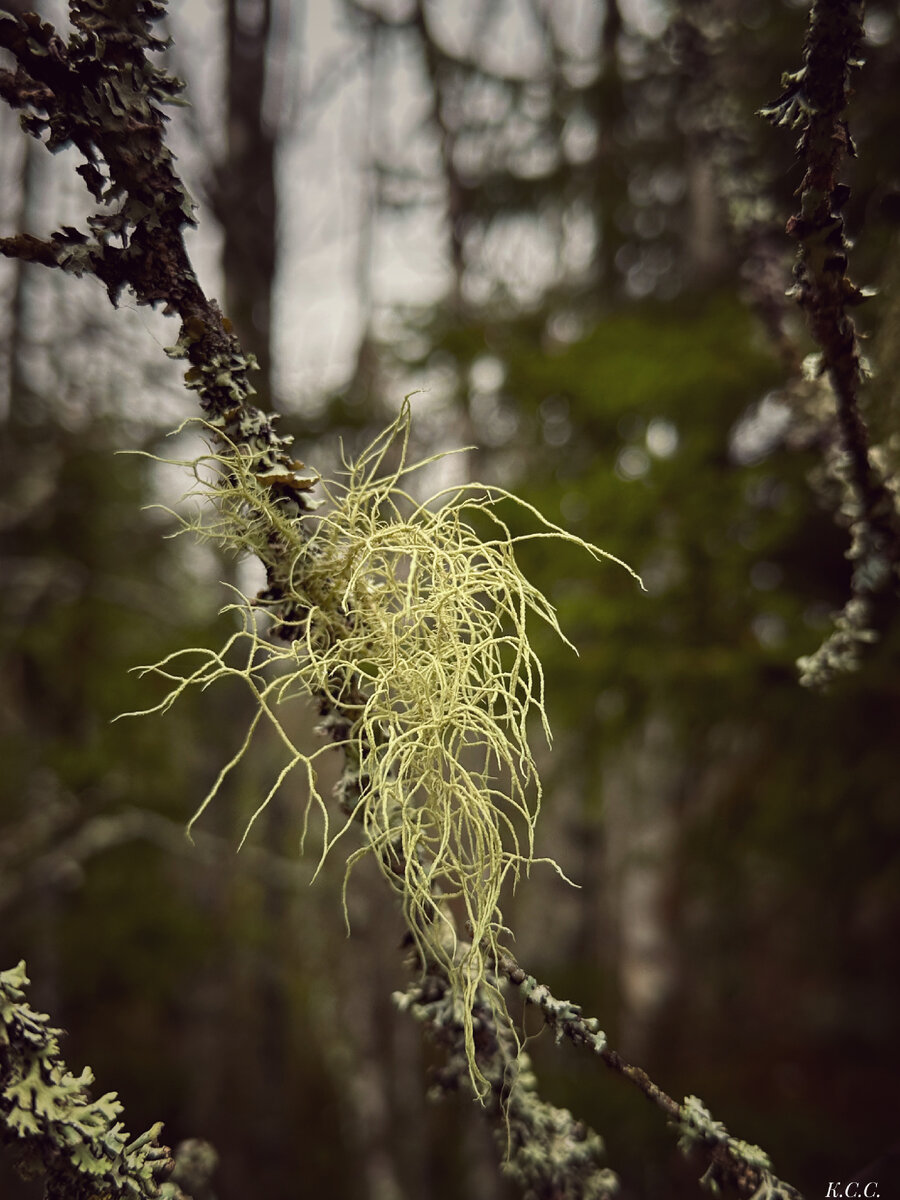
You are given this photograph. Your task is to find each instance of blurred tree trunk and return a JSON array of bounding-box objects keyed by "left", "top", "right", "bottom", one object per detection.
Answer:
[
  {"left": 180, "top": 4, "right": 291, "bottom": 1176},
  {"left": 231, "top": 0, "right": 294, "bottom": 1154},
  {"left": 673, "top": 0, "right": 739, "bottom": 285},
  {"left": 6, "top": 137, "right": 39, "bottom": 429},
  {"left": 591, "top": 0, "right": 626, "bottom": 296},
  {"left": 211, "top": 0, "right": 282, "bottom": 409},
  {"left": 344, "top": 18, "right": 382, "bottom": 412},
  {"left": 2, "top": 109, "right": 63, "bottom": 1023},
  {"left": 601, "top": 717, "right": 680, "bottom": 1061},
  {"left": 411, "top": 0, "right": 466, "bottom": 315}
]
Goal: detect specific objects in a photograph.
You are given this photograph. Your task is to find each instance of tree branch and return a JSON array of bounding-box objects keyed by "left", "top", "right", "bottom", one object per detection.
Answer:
[
  {"left": 0, "top": 961, "right": 191, "bottom": 1198},
  {"left": 0, "top": 63, "right": 55, "bottom": 111},
  {"left": 761, "top": 0, "right": 900, "bottom": 685},
  {"left": 396, "top": 965, "right": 619, "bottom": 1200},
  {"left": 0, "top": 231, "right": 61, "bottom": 267},
  {"left": 495, "top": 951, "right": 803, "bottom": 1200}
]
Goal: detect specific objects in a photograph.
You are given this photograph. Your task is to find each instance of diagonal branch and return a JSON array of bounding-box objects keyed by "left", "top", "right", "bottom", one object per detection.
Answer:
[
  {"left": 396, "top": 966, "right": 619, "bottom": 1200},
  {"left": 0, "top": 961, "right": 191, "bottom": 1199},
  {"left": 495, "top": 951, "right": 803, "bottom": 1200}
]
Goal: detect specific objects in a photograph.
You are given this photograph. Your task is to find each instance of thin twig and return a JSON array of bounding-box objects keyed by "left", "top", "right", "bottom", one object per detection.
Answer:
[
  {"left": 495, "top": 950, "right": 804, "bottom": 1200},
  {"left": 396, "top": 964, "right": 619, "bottom": 1200}
]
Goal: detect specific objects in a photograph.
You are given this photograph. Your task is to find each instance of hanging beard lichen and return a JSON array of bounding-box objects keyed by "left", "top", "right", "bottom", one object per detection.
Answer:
[{"left": 123, "top": 398, "right": 641, "bottom": 1094}]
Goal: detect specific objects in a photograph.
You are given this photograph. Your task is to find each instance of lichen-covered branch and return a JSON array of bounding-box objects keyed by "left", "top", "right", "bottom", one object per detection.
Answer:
[
  {"left": 761, "top": 0, "right": 900, "bottom": 686},
  {"left": 0, "top": 961, "right": 186, "bottom": 1199},
  {"left": 495, "top": 952, "right": 803, "bottom": 1200},
  {"left": 0, "top": 2, "right": 314, "bottom": 551},
  {"left": 395, "top": 966, "right": 618, "bottom": 1200}
]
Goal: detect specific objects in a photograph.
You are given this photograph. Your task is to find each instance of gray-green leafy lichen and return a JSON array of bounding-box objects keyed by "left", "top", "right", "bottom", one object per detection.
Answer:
[
  {"left": 677, "top": 1095, "right": 803, "bottom": 1200},
  {"left": 515, "top": 973, "right": 607, "bottom": 1053},
  {"left": 796, "top": 392, "right": 899, "bottom": 688},
  {"left": 0, "top": 2, "right": 195, "bottom": 304},
  {"left": 0, "top": 961, "right": 183, "bottom": 1199}
]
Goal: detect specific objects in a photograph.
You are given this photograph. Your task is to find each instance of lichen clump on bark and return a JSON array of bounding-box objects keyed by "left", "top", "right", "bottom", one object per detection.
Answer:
[{"left": 125, "top": 399, "right": 639, "bottom": 1089}]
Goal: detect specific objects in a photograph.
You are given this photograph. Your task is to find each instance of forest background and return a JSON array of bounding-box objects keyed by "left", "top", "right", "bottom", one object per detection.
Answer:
[{"left": 1, "top": 1, "right": 899, "bottom": 1198}]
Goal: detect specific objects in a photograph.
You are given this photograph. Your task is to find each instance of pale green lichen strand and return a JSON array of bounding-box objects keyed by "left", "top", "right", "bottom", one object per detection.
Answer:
[{"left": 124, "top": 400, "right": 640, "bottom": 1091}]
